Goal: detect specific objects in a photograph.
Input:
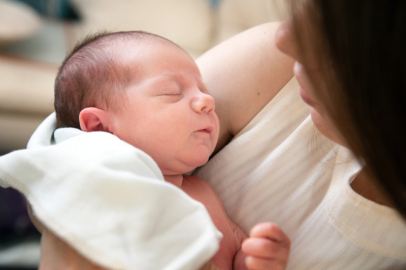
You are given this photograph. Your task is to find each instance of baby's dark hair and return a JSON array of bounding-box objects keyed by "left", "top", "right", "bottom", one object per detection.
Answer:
[{"left": 55, "top": 30, "right": 181, "bottom": 129}]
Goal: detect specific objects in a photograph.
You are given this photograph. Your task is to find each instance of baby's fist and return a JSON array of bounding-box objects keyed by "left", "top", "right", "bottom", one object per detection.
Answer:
[{"left": 241, "top": 222, "right": 290, "bottom": 270}]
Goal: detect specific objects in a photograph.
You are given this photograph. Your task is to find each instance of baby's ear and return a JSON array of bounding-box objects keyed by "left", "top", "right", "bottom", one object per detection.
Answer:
[{"left": 79, "top": 107, "right": 111, "bottom": 132}]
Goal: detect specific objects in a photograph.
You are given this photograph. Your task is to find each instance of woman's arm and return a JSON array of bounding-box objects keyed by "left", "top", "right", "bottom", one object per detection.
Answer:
[{"left": 196, "top": 22, "right": 294, "bottom": 153}]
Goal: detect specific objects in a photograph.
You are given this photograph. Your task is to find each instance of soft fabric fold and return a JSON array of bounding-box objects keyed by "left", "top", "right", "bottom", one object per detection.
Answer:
[{"left": 0, "top": 113, "right": 221, "bottom": 270}]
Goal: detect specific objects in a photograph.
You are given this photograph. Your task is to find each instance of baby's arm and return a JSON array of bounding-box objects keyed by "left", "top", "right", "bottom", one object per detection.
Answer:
[
  {"left": 229, "top": 220, "right": 248, "bottom": 270},
  {"left": 242, "top": 223, "right": 291, "bottom": 270},
  {"left": 39, "top": 227, "right": 223, "bottom": 270},
  {"left": 200, "top": 261, "right": 225, "bottom": 270},
  {"left": 39, "top": 228, "right": 106, "bottom": 270}
]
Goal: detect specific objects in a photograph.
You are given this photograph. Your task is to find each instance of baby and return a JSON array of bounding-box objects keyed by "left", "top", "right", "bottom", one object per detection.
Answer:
[{"left": 54, "top": 31, "right": 290, "bottom": 270}]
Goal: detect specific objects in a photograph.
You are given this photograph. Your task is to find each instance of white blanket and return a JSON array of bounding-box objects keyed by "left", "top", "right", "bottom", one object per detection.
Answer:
[{"left": 0, "top": 113, "right": 221, "bottom": 270}]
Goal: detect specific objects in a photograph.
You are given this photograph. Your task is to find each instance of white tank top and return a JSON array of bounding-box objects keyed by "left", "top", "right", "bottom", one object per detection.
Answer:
[{"left": 195, "top": 78, "right": 406, "bottom": 269}]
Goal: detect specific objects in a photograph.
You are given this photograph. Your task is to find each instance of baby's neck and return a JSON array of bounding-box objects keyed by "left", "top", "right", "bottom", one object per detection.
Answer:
[{"left": 164, "top": 174, "right": 184, "bottom": 188}]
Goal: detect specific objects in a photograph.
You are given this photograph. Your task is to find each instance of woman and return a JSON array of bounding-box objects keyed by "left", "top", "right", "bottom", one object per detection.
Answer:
[
  {"left": 39, "top": 0, "right": 406, "bottom": 269},
  {"left": 196, "top": 2, "right": 406, "bottom": 269}
]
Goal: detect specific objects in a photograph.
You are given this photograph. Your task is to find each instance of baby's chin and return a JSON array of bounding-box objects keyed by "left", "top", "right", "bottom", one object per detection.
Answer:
[{"left": 161, "top": 156, "right": 210, "bottom": 176}]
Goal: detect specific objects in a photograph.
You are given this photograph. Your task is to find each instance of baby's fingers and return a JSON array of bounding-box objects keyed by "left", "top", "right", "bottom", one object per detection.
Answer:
[
  {"left": 245, "top": 256, "right": 284, "bottom": 270},
  {"left": 242, "top": 223, "right": 291, "bottom": 270},
  {"left": 250, "top": 223, "right": 290, "bottom": 249},
  {"left": 242, "top": 237, "right": 285, "bottom": 259},
  {"left": 242, "top": 238, "right": 290, "bottom": 270}
]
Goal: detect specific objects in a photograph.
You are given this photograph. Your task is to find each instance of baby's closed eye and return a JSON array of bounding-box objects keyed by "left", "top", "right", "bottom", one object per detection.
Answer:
[
  {"left": 158, "top": 83, "right": 182, "bottom": 97},
  {"left": 158, "top": 89, "right": 183, "bottom": 101},
  {"left": 162, "top": 92, "right": 182, "bottom": 96}
]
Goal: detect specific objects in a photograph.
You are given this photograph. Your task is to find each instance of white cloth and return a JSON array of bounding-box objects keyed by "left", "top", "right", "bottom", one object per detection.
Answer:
[
  {"left": 195, "top": 78, "right": 406, "bottom": 269},
  {"left": 0, "top": 113, "right": 221, "bottom": 270}
]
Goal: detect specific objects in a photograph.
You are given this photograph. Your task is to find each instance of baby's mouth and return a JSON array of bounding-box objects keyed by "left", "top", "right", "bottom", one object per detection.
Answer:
[{"left": 198, "top": 126, "right": 213, "bottom": 134}]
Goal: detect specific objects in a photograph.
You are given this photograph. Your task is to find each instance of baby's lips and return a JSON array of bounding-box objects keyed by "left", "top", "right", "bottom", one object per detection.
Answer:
[{"left": 204, "top": 126, "right": 214, "bottom": 133}]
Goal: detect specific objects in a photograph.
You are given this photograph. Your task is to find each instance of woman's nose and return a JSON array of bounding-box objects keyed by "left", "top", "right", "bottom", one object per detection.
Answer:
[
  {"left": 191, "top": 92, "right": 215, "bottom": 113},
  {"left": 275, "top": 20, "right": 299, "bottom": 61}
]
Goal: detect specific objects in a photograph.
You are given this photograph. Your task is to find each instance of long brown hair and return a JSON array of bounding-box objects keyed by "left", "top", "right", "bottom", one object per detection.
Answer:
[{"left": 292, "top": 0, "right": 406, "bottom": 219}]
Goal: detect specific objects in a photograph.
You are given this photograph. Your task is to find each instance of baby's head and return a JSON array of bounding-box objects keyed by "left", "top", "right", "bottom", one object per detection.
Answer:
[{"left": 55, "top": 31, "right": 219, "bottom": 175}]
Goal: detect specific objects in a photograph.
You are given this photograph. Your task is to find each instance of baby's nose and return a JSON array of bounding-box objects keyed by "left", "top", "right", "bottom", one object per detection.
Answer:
[{"left": 191, "top": 93, "right": 215, "bottom": 113}]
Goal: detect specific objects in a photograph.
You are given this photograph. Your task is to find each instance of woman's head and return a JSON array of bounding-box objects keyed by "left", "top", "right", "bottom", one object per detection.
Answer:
[{"left": 276, "top": 0, "right": 406, "bottom": 219}]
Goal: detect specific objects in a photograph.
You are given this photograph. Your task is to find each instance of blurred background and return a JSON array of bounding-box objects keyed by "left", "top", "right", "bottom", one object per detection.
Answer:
[{"left": 0, "top": 0, "right": 287, "bottom": 268}]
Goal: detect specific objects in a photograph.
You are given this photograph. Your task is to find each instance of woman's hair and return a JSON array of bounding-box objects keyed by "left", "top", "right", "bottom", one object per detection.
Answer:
[{"left": 291, "top": 0, "right": 406, "bottom": 219}]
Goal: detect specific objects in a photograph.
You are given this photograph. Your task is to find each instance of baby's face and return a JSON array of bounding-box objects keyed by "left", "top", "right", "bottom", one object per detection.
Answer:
[{"left": 111, "top": 41, "right": 219, "bottom": 176}]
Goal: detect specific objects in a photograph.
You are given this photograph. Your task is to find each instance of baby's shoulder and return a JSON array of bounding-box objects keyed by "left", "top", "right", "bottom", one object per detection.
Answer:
[
  {"left": 183, "top": 174, "right": 211, "bottom": 187},
  {"left": 182, "top": 174, "right": 219, "bottom": 199}
]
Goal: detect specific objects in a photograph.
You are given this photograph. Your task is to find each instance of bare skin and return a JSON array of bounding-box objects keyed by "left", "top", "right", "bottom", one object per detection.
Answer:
[
  {"left": 38, "top": 228, "right": 222, "bottom": 270},
  {"left": 196, "top": 22, "right": 294, "bottom": 154},
  {"left": 37, "top": 173, "right": 290, "bottom": 270},
  {"left": 37, "top": 22, "right": 293, "bottom": 270},
  {"left": 37, "top": 178, "right": 289, "bottom": 270},
  {"left": 39, "top": 229, "right": 105, "bottom": 270},
  {"left": 166, "top": 175, "right": 248, "bottom": 270},
  {"left": 36, "top": 178, "right": 248, "bottom": 270}
]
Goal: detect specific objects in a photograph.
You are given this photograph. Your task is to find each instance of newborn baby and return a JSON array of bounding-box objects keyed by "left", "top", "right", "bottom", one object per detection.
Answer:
[{"left": 54, "top": 31, "right": 289, "bottom": 270}]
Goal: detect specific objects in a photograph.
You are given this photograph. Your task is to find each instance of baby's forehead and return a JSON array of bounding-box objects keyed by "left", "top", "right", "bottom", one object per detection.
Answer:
[
  {"left": 118, "top": 37, "right": 180, "bottom": 56},
  {"left": 108, "top": 37, "right": 199, "bottom": 91},
  {"left": 113, "top": 40, "right": 176, "bottom": 70},
  {"left": 119, "top": 40, "right": 195, "bottom": 71}
]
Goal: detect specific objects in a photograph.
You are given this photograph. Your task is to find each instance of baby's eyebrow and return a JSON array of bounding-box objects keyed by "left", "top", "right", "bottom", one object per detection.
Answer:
[
  {"left": 144, "top": 76, "right": 181, "bottom": 94},
  {"left": 159, "top": 72, "right": 181, "bottom": 81},
  {"left": 156, "top": 74, "right": 180, "bottom": 86},
  {"left": 146, "top": 72, "right": 201, "bottom": 95},
  {"left": 138, "top": 73, "right": 176, "bottom": 87}
]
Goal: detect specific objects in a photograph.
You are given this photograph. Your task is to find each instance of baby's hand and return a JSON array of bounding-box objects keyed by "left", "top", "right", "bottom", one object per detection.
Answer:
[{"left": 241, "top": 222, "right": 290, "bottom": 270}]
